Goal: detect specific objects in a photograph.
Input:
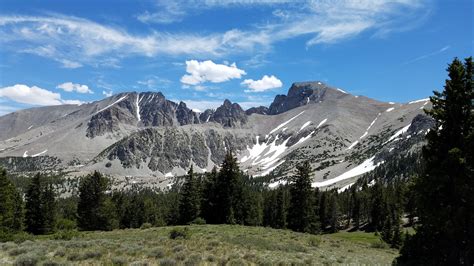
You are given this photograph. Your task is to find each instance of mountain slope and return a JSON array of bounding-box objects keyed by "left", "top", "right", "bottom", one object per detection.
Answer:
[{"left": 0, "top": 81, "right": 432, "bottom": 189}]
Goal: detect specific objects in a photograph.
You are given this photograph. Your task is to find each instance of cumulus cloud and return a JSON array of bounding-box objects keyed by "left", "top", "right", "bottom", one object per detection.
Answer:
[
  {"left": 242, "top": 75, "right": 282, "bottom": 92},
  {"left": 180, "top": 60, "right": 246, "bottom": 85},
  {"left": 57, "top": 82, "right": 93, "bottom": 94},
  {"left": 0, "top": 84, "right": 82, "bottom": 106}
]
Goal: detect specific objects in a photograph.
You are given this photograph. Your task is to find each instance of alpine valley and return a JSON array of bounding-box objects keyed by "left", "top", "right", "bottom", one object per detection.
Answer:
[{"left": 0, "top": 81, "right": 432, "bottom": 190}]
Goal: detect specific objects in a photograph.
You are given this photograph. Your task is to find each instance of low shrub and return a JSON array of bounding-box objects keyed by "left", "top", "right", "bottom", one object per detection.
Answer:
[
  {"left": 371, "top": 240, "right": 389, "bottom": 249},
  {"left": 13, "top": 253, "right": 40, "bottom": 266},
  {"left": 190, "top": 217, "right": 206, "bottom": 225},
  {"left": 308, "top": 236, "right": 321, "bottom": 247},
  {"left": 111, "top": 256, "right": 128, "bottom": 265},
  {"left": 148, "top": 248, "right": 165, "bottom": 259},
  {"left": 52, "top": 230, "right": 79, "bottom": 240},
  {"left": 169, "top": 227, "right": 190, "bottom": 240},
  {"left": 159, "top": 258, "right": 177, "bottom": 266},
  {"left": 56, "top": 218, "right": 77, "bottom": 231},
  {"left": 140, "top": 223, "right": 153, "bottom": 229},
  {"left": 9, "top": 247, "right": 28, "bottom": 256}
]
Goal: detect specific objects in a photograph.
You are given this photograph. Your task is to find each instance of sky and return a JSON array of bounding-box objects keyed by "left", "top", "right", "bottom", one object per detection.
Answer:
[{"left": 0, "top": 0, "right": 472, "bottom": 115}]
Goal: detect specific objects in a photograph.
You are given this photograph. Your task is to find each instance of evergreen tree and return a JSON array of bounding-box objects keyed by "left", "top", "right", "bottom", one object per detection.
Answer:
[
  {"left": 274, "top": 187, "right": 288, "bottom": 229},
  {"left": 398, "top": 57, "right": 474, "bottom": 265},
  {"left": 201, "top": 166, "right": 218, "bottom": 224},
  {"left": 213, "top": 151, "right": 244, "bottom": 224},
  {"left": 77, "top": 171, "right": 116, "bottom": 231},
  {"left": 25, "top": 174, "right": 46, "bottom": 234},
  {"left": 327, "top": 192, "right": 340, "bottom": 233},
  {"left": 41, "top": 183, "right": 56, "bottom": 234},
  {"left": 179, "top": 166, "right": 201, "bottom": 224},
  {"left": 0, "top": 168, "right": 23, "bottom": 233},
  {"left": 288, "top": 161, "right": 317, "bottom": 233}
]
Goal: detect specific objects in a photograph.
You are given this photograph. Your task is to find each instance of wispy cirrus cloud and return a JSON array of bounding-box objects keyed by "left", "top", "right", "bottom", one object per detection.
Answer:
[
  {"left": 403, "top": 45, "right": 450, "bottom": 65},
  {"left": 0, "top": 1, "right": 428, "bottom": 68}
]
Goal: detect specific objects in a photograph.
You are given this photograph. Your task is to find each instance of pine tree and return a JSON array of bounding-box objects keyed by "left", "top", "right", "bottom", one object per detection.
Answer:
[
  {"left": 214, "top": 151, "right": 244, "bottom": 224},
  {"left": 288, "top": 161, "right": 317, "bottom": 233},
  {"left": 179, "top": 166, "right": 201, "bottom": 224},
  {"left": 77, "top": 171, "right": 116, "bottom": 231},
  {"left": 0, "top": 168, "right": 23, "bottom": 233},
  {"left": 274, "top": 187, "right": 288, "bottom": 229},
  {"left": 41, "top": 183, "right": 56, "bottom": 234},
  {"left": 327, "top": 193, "right": 340, "bottom": 233},
  {"left": 201, "top": 166, "right": 218, "bottom": 224},
  {"left": 25, "top": 174, "right": 45, "bottom": 234},
  {"left": 397, "top": 57, "right": 474, "bottom": 265}
]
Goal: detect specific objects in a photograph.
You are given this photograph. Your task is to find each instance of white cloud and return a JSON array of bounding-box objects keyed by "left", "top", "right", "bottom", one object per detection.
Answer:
[
  {"left": 102, "top": 90, "right": 113, "bottom": 97},
  {"left": 403, "top": 45, "right": 450, "bottom": 65},
  {"left": 242, "top": 75, "right": 282, "bottom": 92},
  {"left": 180, "top": 60, "right": 246, "bottom": 85},
  {"left": 0, "top": 1, "right": 427, "bottom": 67},
  {"left": 0, "top": 84, "right": 82, "bottom": 106},
  {"left": 57, "top": 82, "right": 93, "bottom": 94},
  {"left": 137, "top": 1, "right": 186, "bottom": 24}
]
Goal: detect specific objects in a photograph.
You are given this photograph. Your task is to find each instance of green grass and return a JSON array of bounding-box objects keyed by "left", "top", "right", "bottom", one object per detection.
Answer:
[
  {"left": 331, "top": 231, "right": 381, "bottom": 244},
  {"left": 0, "top": 225, "right": 398, "bottom": 265}
]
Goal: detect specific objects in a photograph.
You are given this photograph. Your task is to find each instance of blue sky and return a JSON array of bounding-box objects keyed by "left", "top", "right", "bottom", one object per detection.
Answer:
[{"left": 0, "top": 0, "right": 472, "bottom": 115}]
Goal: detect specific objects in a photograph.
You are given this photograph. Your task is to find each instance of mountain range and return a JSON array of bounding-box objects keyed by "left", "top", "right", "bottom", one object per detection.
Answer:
[{"left": 0, "top": 81, "right": 432, "bottom": 189}]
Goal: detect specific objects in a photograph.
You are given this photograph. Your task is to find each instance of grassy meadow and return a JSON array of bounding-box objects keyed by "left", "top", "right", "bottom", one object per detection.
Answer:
[{"left": 0, "top": 225, "right": 398, "bottom": 265}]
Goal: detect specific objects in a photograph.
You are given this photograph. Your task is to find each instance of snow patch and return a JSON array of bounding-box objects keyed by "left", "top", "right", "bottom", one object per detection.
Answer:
[
  {"left": 136, "top": 95, "right": 141, "bottom": 121},
  {"left": 268, "top": 179, "right": 287, "bottom": 188},
  {"left": 23, "top": 151, "right": 28, "bottom": 158},
  {"left": 317, "top": 118, "right": 327, "bottom": 128},
  {"left": 386, "top": 107, "right": 395, "bottom": 112},
  {"left": 337, "top": 88, "right": 347, "bottom": 94},
  {"left": 359, "top": 113, "right": 380, "bottom": 140},
  {"left": 312, "top": 156, "right": 382, "bottom": 187},
  {"left": 384, "top": 124, "right": 411, "bottom": 144},
  {"left": 299, "top": 121, "right": 312, "bottom": 132},
  {"left": 338, "top": 182, "right": 354, "bottom": 193},
  {"left": 255, "top": 160, "right": 285, "bottom": 177},
  {"left": 164, "top": 172, "right": 173, "bottom": 178},
  {"left": 27, "top": 125, "right": 33, "bottom": 130},
  {"left": 408, "top": 98, "right": 429, "bottom": 104},
  {"left": 269, "top": 111, "right": 305, "bottom": 135},
  {"left": 31, "top": 150, "right": 47, "bottom": 157},
  {"left": 296, "top": 131, "right": 315, "bottom": 145},
  {"left": 389, "top": 102, "right": 395, "bottom": 104},
  {"left": 347, "top": 141, "right": 359, "bottom": 150},
  {"left": 96, "top": 95, "right": 128, "bottom": 114}
]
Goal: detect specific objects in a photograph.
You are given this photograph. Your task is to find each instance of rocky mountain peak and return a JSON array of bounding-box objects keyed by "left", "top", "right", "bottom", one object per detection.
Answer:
[
  {"left": 209, "top": 99, "right": 247, "bottom": 127},
  {"left": 268, "top": 81, "right": 348, "bottom": 115}
]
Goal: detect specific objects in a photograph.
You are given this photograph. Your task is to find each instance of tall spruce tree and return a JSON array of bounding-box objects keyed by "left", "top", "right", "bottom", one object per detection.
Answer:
[
  {"left": 25, "top": 173, "right": 57, "bottom": 234},
  {"left": 0, "top": 168, "right": 23, "bottom": 233},
  {"left": 179, "top": 166, "right": 201, "bottom": 224},
  {"left": 397, "top": 57, "right": 473, "bottom": 265},
  {"left": 214, "top": 151, "right": 244, "bottom": 224},
  {"left": 201, "top": 166, "right": 218, "bottom": 224},
  {"left": 77, "top": 171, "right": 116, "bottom": 231},
  {"left": 288, "top": 161, "right": 317, "bottom": 233}
]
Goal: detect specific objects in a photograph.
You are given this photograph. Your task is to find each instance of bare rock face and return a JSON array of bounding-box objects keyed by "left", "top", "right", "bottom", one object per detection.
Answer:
[
  {"left": 208, "top": 99, "right": 248, "bottom": 127},
  {"left": 269, "top": 81, "right": 346, "bottom": 115},
  {"left": 246, "top": 106, "right": 269, "bottom": 115}
]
